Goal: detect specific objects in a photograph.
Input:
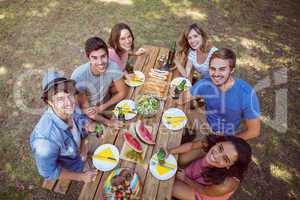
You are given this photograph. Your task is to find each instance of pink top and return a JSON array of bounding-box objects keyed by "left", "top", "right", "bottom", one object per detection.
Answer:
[
  {"left": 185, "top": 157, "right": 235, "bottom": 200},
  {"left": 108, "top": 48, "right": 128, "bottom": 71}
]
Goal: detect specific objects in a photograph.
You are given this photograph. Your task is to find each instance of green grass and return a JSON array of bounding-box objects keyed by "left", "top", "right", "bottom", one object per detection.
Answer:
[{"left": 0, "top": 0, "right": 299, "bottom": 199}]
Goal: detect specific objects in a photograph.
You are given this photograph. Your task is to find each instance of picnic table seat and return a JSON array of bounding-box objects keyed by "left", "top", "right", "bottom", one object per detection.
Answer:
[{"left": 41, "top": 158, "right": 92, "bottom": 194}]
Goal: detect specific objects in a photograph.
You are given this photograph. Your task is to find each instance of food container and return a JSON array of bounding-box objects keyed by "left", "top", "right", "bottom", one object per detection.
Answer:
[{"left": 136, "top": 94, "right": 161, "bottom": 118}]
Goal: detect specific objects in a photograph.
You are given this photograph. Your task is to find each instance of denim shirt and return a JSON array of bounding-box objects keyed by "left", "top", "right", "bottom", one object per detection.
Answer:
[{"left": 30, "top": 107, "right": 90, "bottom": 180}]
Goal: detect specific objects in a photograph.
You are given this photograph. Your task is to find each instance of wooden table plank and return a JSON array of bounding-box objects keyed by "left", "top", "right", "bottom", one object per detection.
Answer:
[
  {"left": 141, "top": 124, "right": 170, "bottom": 200},
  {"left": 131, "top": 46, "right": 160, "bottom": 101},
  {"left": 154, "top": 66, "right": 187, "bottom": 200},
  {"left": 42, "top": 180, "right": 57, "bottom": 191},
  {"left": 135, "top": 47, "right": 170, "bottom": 193},
  {"left": 78, "top": 127, "right": 118, "bottom": 200},
  {"left": 53, "top": 179, "right": 71, "bottom": 194}
]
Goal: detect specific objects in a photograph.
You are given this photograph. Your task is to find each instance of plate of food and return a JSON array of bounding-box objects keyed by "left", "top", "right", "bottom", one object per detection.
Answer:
[
  {"left": 136, "top": 95, "right": 160, "bottom": 118},
  {"left": 103, "top": 168, "right": 141, "bottom": 200},
  {"left": 113, "top": 99, "right": 137, "bottom": 121},
  {"left": 92, "top": 144, "right": 120, "bottom": 172},
  {"left": 162, "top": 108, "right": 188, "bottom": 130},
  {"left": 124, "top": 71, "right": 145, "bottom": 87},
  {"left": 170, "top": 77, "right": 192, "bottom": 91},
  {"left": 141, "top": 69, "right": 170, "bottom": 99},
  {"left": 120, "top": 130, "right": 146, "bottom": 164},
  {"left": 149, "top": 148, "right": 177, "bottom": 181}
]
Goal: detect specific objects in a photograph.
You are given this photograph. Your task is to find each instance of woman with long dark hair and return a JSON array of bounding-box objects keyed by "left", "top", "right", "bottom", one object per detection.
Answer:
[
  {"left": 108, "top": 23, "right": 145, "bottom": 71},
  {"left": 170, "top": 135, "right": 252, "bottom": 200},
  {"left": 175, "top": 23, "right": 218, "bottom": 79}
]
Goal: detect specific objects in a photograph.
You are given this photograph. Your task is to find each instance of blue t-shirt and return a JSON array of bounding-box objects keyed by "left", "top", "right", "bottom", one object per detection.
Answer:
[
  {"left": 71, "top": 61, "right": 123, "bottom": 106},
  {"left": 190, "top": 78, "right": 260, "bottom": 135}
]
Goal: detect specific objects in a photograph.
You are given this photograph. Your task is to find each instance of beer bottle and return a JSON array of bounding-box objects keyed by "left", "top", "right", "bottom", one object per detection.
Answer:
[
  {"left": 177, "top": 79, "right": 186, "bottom": 91},
  {"left": 173, "top": 79, "right": 186, "bottom": 99},
  {"left": 167, "top": 41, "right": 176, "bottom": 66},
  {"left": 162, "top": 41, "right": 176, "bottom": 71}
]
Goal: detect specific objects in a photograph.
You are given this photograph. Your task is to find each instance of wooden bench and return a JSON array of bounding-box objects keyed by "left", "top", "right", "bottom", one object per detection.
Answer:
[
  {"left": 41, "top": 157, "right": 93, "bottom": 194},
  {"left": 42, "top": 179, "right": 72, "bottom": 194}
]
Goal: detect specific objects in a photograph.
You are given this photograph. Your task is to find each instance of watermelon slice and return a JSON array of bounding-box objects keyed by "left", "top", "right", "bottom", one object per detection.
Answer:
[
  {"left": 135, "top": 120, "right": 155, "bottom": 145},
  {"left": 124, "top": 132, "right": 143, "bottom": 153}
]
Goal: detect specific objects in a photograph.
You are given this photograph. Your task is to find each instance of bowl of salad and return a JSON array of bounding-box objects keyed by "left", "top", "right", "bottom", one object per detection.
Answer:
[{"left": 136, "top": 95, "right": 160, "bottom": 117}]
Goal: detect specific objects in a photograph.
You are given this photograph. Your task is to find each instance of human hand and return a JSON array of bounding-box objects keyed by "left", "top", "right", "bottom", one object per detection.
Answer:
[
  {"left": 178, "top": 91, "right": 191, "bottom": 105},
  {"left": 174, "top": 57, "right": 181, "bottom": 68},
  {"left": 135, "top": 48, "right": 146, "bottom": 56},
  {"left": 83, "top": 107, "right": 98, "bottom": 120},
  {"left": 124, "top": 73, "right": 134, "bottom": 80},
  {"left": 85, "top": 121, "right": 97, "bottom": 132},
  {"left": 169, "top": 85, "right": 176, "bottom": 99},
  {"left": 81, "top": 170, "right": 98, "bottom": 183},
  {"left": 176, "top": 168, "right": 186, "bottom": 182},
  {"left": 96, "top": 104, "right": 107, "bottom": 114},
  {"left": 106, "top": 118, "right": 124, "bottom": 129}
]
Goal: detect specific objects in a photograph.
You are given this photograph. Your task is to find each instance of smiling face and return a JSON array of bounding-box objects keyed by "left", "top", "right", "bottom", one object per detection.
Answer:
[
  {"left": 119, "top": 29, "right": 133, "bottom": 52},
  {"left": 209, "top": 58, "right": 233, "bottom": 87},
  {"left": 48, "top": 91, "right": 76, "bottom": 118},
  {"left": 187, "top": 28, "right": 203, "bottom": 50},
  {"left": 205, "top": 141, "right": 238, "bottom": 168},
  {"left": 89, "top": 48, "right": 108, "bottom": 75}
]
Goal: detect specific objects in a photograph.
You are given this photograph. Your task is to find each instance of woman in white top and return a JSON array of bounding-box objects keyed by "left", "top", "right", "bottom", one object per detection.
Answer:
[{"left": 176, "top": 23, "right": 218, "bottom": 79}]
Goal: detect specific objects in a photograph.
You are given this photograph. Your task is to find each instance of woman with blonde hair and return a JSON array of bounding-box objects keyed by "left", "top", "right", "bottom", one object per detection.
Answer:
[{"left": 176, "top": 23, "right": 218, "bottom": 79}]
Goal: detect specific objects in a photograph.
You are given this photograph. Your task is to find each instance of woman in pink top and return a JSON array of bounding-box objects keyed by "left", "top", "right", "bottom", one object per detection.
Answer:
[
  {"left": 108, "top": 23, "right": 145, "bottom": 71},
  {"left": 169, "top": 135, "right": 252, "bottom": 200}
]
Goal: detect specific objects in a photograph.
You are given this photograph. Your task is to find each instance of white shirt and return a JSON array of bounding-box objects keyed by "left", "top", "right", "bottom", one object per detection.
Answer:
[{"left": 188, "top": 46, "right": 218, "bottom": 77}]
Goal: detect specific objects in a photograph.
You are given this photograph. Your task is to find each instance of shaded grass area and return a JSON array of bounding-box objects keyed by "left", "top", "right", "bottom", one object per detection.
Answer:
[{"left": 0, "top": 0, "right": 299, "bottom": 199}]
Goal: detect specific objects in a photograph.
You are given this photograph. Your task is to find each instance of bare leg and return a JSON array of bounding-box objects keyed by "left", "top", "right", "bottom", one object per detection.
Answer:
[{"left": 172, "top": 179, "right": 196, "bottom": 200}]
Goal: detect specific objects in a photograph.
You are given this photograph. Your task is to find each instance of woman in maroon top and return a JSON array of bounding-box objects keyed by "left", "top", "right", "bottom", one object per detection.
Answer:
[{"left": 169, "top": 135, "right": 252, "bottom": 200}]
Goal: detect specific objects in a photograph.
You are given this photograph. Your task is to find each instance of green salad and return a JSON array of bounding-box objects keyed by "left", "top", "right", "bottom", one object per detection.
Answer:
[{"left": 136, "top": 95, "right": 160, "bottom": 117}]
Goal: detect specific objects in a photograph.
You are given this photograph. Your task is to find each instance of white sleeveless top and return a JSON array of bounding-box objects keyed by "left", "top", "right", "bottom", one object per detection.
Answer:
[{"left": 187, "top": 46, "right": 218, "bottom": 77}]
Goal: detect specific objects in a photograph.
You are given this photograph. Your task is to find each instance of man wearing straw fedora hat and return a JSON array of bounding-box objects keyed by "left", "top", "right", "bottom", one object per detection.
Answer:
[{"left": 30, "top": 71, "right": 98, "bottom": 183}]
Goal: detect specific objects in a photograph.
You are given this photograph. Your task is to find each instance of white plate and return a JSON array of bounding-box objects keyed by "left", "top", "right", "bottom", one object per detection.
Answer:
[
  {"left": 149, "top": 153, "right": 177, "bottom": 181},
  {"left": 170, "top": 77, "right": 192, "bottom": 91},
  {"left": 124, "top": 70, "right": 145, "bottom": 87},
  {"left": 92, "top": 144, "right": 119, "bottom": 172},
  {"left": 162, "top": 108, "right": 188, "bottom": 131},
  {"left": 113, "top": 99, "right": 137, "bottom": 120}
]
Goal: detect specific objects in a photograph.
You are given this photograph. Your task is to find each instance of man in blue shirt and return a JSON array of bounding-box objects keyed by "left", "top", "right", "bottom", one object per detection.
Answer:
[
  {"left": 30, "top": 72, "right": 98, "bottom": 182},
  {"left": 177, "top": 48, "right": 261, "bottom": 140}
]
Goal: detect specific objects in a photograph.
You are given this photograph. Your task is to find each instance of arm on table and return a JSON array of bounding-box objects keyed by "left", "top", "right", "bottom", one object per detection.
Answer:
[
  {"left": 59, "top": 168, "right": 98, "bottom": 183},
  {"left": 169, "top": 137, "right": 207, "bottom": 155},
  {"left": 175, "top": 58, "right": 193, "bottom": 78},
  {"left": 176, "top": 90, "right": 198, "bottom": 105},
  {"left": 236, "top": 118, "right": 261, "bottom": 140},
  {"left": 183, "top": 174, "right": 240, "bottom": 197},
  {"left": 132, "top": 47, "right": 146, "bottom": 56},
  {"left": 99, "top": 78, "right": 128, "bottom": 112},
  {"left": 76, "top": 92, "right": 113, "bottom": 125}
]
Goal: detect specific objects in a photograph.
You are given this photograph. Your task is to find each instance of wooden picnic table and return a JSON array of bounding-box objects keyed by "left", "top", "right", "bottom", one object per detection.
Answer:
[
  {"left": 79, "top": 45, "right": 190, "bottom": 200},
  {"left": 43, "top": 45, "right": 209, "bottom": 199}
]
